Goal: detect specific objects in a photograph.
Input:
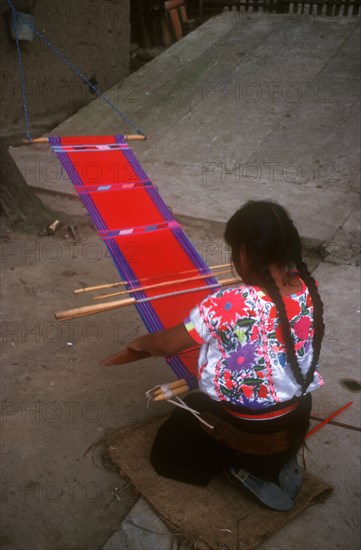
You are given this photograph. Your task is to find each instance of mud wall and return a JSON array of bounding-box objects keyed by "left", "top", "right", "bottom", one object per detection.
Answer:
[{"left": 0, "top": 0, "right": 130, "bottom": 137}]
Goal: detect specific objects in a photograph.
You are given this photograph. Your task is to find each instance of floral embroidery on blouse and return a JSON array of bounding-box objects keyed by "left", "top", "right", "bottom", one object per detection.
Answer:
[{"left": 184, "top": 280, "right": 324, "bottom": 409}]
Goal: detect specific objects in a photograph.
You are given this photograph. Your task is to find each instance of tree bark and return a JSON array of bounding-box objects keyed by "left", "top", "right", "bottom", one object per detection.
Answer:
[{"left": 0, "top": 139, "right": 54, "bottom": 231}]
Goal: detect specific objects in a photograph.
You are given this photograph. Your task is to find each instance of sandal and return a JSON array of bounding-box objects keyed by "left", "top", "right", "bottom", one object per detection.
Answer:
[
  {"left": 229, "top": 467, "right": 294, "bottom": 512},
  {"left": 278, "top": 455, "right": 302, "bottom": 499}
]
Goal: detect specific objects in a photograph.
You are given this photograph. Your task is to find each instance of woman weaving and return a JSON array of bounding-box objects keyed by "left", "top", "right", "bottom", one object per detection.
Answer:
[{"left": 127, "top": 200, "right": 325, "bottom": 511}]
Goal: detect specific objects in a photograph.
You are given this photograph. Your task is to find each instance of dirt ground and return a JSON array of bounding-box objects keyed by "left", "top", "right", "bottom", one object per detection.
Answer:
[{"left": 0, "top": 191, "right": 233, "bottom": 550}]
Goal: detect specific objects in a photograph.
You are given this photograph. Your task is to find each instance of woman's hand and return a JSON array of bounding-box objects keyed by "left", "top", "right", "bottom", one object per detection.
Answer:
[
  {"left": 100, "top": 323, "right": 198, "bottom": 366},
  {"left": 100, "top": 347, "right": 151, "bottom": 366}
]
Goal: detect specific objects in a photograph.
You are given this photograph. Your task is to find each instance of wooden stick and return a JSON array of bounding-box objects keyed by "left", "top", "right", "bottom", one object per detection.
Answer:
[
  {"left": 74, "top": 262, "right": 233, "bottom": 294},
  {"left": 22, "top": 137, "right": 48, "bottom": 144},
  {"left": 75, "top": 280, "right": 128, "bottom": 294},
  {"left": 55, "top": 277, "right": 241, "bottom": 321},
  {"left": 94, "top": 268, "right": 232, "bottom": 301},
  {"left": 306, "top": 401, "right": 353, "bottom": 439},
  {"left": 309, "top": 415, "right": 360, "bottom": 432},
  {"left": 153, "top": 379, "right": 188, "bottom": 396},
  {"left": 154, "top": 385, "right": 189, "bottom": 401},
  {"left": 22, "top": 134, "right": 148, "bottom": 145},
  {"left": 124, "top": 134, "right": 148, "bottom": 141}
]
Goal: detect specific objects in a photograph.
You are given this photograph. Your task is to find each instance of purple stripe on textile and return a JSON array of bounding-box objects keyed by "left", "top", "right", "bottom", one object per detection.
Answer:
[
  {"left": 54, "top": 150, "right": 83, "bottom": 187},
  {"left": 121, "top": 148, "right": 143, "bottom": 178},
  {"left": 147, "top": 187, "right": 173, "bottom": 222},
  {"left": 105, "top": 239, "right": 138, "bottom": 284},
  {"left": 172, "top": 228, "right": 218, "bottom": 287},
  {"left": 59, "top": 153, "right": 108, "bottom": 232},
  {"left": 95, "top": 232, "right": 163, "bottom": 333},
  {"left": 102, "top": 235, "right": 164, "bottom": 332},
  {"left": 60, "top": 153, "right": 84, "bottom": 186},
  {"left": 120, "top": 142, "right": 149, "bottom": 181}
]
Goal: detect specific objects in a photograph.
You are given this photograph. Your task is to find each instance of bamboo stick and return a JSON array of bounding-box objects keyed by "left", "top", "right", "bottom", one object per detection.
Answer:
[
  {"left": 55, "top": 277, "right": 241, "bottom": 321},
  {"left": 56, "top": 296, "right": 135, "bottom": 321},
  {"left": 74, "top": 280, "right": 128, "bottom": 294},
  {"left": 154, "top": 385, "right": 189, "bottom": 401},
  {"left": 22, "top": 137, "right": 49, "bottom": 144},
  {"left": 74, "top": 262, "right": 234, "bottom": 294},
  {"left": 93, "top": 268, "right": 232, "bottom": 301},
  {"left": 22, "top": 134, "right": 148, "bottom": 145},
  {"left": 153, "top": 379, "right": 188, "bottom": 396}
]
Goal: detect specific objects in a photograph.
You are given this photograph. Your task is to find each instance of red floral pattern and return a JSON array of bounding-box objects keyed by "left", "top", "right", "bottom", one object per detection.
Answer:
[{"left": 185, "top": 277, "right": 324, "bottom": 408}]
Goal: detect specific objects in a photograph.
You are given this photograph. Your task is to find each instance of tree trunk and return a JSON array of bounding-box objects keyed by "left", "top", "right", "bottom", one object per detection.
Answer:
[{"left": 0, "top": 139, "right": 54, "bottom": 231}]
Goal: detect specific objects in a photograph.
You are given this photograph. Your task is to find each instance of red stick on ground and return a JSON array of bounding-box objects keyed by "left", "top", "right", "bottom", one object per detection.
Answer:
[{"left": 306, "top": 401, "right": 353, "bottom": 439}]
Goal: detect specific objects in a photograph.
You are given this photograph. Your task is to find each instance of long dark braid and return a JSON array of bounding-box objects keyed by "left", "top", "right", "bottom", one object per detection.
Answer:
[
  {"left": 295, "top": 261, "right": 325, "bottom": 390},
  {"left": 260, "top": 265, "right": 306, "bottom": 391},
  {"left": 224, "top": 200, "right": 325, "bottom": 395}
]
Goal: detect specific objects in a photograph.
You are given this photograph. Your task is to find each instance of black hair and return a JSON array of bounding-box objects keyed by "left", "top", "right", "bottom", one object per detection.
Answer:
[{"left": 224, "top": 200, "right": 325, "bottom": 394}]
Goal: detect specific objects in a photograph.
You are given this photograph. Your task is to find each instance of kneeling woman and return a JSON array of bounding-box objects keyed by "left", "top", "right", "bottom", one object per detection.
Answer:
[{"left": 127, "top": 200, "right": 325, "bottom": 511}]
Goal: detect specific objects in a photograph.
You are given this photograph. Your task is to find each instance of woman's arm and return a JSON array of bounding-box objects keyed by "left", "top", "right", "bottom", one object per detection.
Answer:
[{"left": 127, "top": 323, "right": 196, "bottom": 356}]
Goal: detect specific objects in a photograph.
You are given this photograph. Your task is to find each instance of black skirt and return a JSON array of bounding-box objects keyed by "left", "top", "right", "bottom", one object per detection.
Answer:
[{"left": 150, "top": 392, "right": 312, "bottom": 486}]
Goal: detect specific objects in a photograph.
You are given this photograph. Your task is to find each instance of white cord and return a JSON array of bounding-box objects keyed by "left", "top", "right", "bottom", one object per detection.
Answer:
[
  {"left": 166, "top": 396, "right": 214, "bottom": 429},
  {"left": 145, "top": 386, "right": 214, "bottom": 429}
]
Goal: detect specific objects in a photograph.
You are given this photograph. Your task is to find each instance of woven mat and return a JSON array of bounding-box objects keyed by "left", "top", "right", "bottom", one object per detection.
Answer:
[{"left": 105, "top": 417, "right": 332, "bottom": 550}]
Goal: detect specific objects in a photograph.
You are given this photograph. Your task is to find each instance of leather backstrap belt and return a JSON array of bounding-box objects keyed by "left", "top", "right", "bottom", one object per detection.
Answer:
[{"left": 200, "top": 412, "right": 291, "bottom": 456}]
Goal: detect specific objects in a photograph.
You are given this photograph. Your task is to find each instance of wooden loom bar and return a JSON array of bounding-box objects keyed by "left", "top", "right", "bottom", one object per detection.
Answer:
[
  {"left": 74, "top": 262, "right": 233, "bottom": 294},
  {"left": 155, "top": 379, "right": 188, "bottom": 392},
  {"left": 22, "top": 134, "right": 149, "bottom": 145},
  {"left": 151, "top": 379, "right": 189, "bottom": 398},
  {"left": 55, "top": 277, "right": 241, "bottom": 321},
  {"left": 93, "top": 268, "right": 232, "bottom": 301},
  {"left": 144, "top": 379, "right": 190, "bottom": 402}
]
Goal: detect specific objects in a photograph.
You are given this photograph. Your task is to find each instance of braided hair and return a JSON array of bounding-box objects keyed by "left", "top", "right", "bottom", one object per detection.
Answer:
[{"left": 224, "top": 200, "right": 325, "bottom": 394}]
